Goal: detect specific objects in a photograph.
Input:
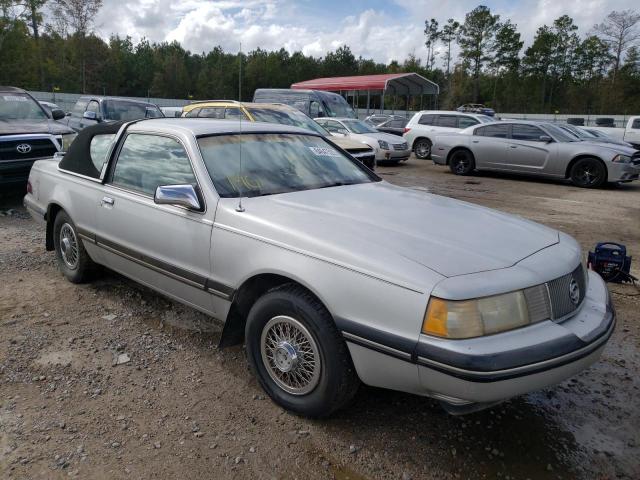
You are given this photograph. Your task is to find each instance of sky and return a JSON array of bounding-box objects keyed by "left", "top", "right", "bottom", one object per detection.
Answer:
[{"left": 87, "top": 0, "right": 638, "bottom": 66}]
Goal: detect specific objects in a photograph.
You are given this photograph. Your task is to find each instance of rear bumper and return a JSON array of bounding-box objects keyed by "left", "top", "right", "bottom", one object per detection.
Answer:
[
  {"left": 344, "top": 271, "right": 614, "bottom": 411},
  {"left": 24, "top": 194, "right": 47, "bottom": 225}
]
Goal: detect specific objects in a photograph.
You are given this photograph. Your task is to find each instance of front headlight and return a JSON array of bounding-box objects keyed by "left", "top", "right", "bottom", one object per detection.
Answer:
[
  {"left": 378, "top": 140, "right": 390, "bottom": 150},
  {"left": 422, "top": 291, "right": 530, "bottom": 339},
  {"left": 61, "top": 133, "right": 77, "bottom": 152},
  {"left": 612, "top": 154, "right": 631, "bottom": 163}
]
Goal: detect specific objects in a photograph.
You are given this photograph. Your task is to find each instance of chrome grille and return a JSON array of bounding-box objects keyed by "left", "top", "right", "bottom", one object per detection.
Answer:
[
  {"left": 393, "top": 143, "right": 408, "bottom": 151},
  {"left": 547, "top": 264, "right": 586, "bottom": 319},
  {"left": 524, "top": 263, "right": 586, "bottom": 323}
]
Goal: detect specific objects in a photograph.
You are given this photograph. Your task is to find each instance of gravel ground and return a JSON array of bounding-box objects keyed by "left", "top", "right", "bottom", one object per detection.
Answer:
[{"left": 1, "top": 158, "right": 639, "bottom": 480}]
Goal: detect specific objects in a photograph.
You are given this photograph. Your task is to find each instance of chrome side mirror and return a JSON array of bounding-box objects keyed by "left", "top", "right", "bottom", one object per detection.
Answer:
[
  {"left": 154, "top": 184, "right": 202, "bottom": 211},
  {"left": 83, "top": 110, "right": 98, "bottom": 121}
]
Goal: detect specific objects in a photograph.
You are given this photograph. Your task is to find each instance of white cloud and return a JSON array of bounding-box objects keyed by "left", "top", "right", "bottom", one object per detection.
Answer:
[{"left": 85, "top": 0, "right": 640, "bottom": 66}]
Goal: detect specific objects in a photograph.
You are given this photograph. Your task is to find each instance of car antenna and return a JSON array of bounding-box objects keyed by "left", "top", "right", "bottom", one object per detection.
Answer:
[{"left": 236, "top": 42, "right": 245, "bottom": 213}]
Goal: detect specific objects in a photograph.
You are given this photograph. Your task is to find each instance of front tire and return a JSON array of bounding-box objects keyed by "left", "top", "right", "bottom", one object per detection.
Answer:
[
  {"left": 570, "top": 158, "right": 606, "bottom": 188},
  {"left": 53, "top": 210, "right": 96, "bottom": 283},
  {"left": 414, "top": 138, "right": 432, "bottom": 159},
  {"left": 449, "top": 149, "right": 476, "bottom": 175},
  {"left": 245, "top": 284, "right": 359, "bottom": 417}
]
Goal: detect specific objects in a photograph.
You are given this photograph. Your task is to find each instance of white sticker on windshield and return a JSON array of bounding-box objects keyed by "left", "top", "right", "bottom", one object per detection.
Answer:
[
  {"left": 308, "top": 146, "right": 340, "bottom": 157},
  {"left": 3, "top": 95, "right": 29, "bottom": 101}
]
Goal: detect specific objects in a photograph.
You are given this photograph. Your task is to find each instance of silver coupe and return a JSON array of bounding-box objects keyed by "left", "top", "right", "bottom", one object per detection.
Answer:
[
  {"left": 24, "top": 118, "right": 615, "bottom": 416},
  {"left": 432, "top": 120, "right": 640, "bottom": 187}
]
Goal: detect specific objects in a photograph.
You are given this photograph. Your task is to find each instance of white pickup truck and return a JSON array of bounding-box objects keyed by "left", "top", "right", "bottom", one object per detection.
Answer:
[{"left": 590, "top": 116, "right": 640, "bottom": 149}]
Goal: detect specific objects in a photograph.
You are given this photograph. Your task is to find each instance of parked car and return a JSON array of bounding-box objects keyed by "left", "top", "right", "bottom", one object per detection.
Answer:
[
  {"left": 65, "top": 96, "right": 164, "bottom": 131},
  {"left": 432, "top": 120, "right": 640, "bottom": 187},
  {"left": 456, "top": 103, "right": 496, "bottom": 117},
  {"left": 315, "top": 117, "right": 410, "bottom": 164},
  {"left": 404, "top": 110, "right": 495, "bottom": 159},
  {"left": 253, "top": 88, "right": 357, "bottom": 119},
  {"left": 589, "top": 116, "right": 640, "bottom": 149},
  {"left": 181, "top": 100, "right": 375, "bottom": 168},
  {"left": 374, "top": 116, "right": 409, "bottom": 137},
  {"left": 24, "top": 118, "right": 614, "bottom": 417},
  {"left": 0, "top": 86, "right": 76, "bottom": 188},
  {"left": 557, "top": 123, "right": 635, "bottom": 149}
]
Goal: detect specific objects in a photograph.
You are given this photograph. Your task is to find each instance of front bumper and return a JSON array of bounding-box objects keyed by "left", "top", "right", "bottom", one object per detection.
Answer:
[
  {"left": 607, "top": 161, "right": 640, "bottom": 182},
  {"left": 375, "top": 148, "right": 411, "bottom": 162},
  {"left": 345, "top": 270, "right": 615, "bottom": 411},
  {"left": 0, "top": 159, "right": 35, "bottom": 187}
]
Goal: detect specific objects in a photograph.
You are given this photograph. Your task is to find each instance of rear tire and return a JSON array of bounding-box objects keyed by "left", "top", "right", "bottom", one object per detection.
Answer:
[
  {"left": 570, "top": 158, "right": 606, "bottom": 188},
  {"left": 414, "top": 138, "right": 432, "bottom": 159},
  {"left": 53, "top": 210, "right": 97, "bottom": 283},
  {"left": 245, "top": 284, "right": 359, "bottom": 417},
  {"left": 449, "top": 149, "right": 476, "bottom": 175}
]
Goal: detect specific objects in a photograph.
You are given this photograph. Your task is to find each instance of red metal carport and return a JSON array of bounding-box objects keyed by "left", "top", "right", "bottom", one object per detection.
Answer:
[{"left": 291, "top": 73, "right": 439, "bottom": 116}]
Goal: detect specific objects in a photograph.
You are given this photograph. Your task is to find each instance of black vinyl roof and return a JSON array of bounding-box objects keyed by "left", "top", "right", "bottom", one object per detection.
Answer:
[{"left": 59, "top": 121, "right": 125, "bottom": 178}]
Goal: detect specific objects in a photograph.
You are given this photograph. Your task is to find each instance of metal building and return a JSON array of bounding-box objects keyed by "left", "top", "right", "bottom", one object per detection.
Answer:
[{"left": 291, "top": 73, "right": 439, "bottom": 116}]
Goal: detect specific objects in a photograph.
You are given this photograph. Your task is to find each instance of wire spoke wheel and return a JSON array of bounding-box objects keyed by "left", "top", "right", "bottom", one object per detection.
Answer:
[
  {"left": 59, "top": 223, "right": 79, "bottom": 269},
  {"left": 260, "top": 315, "right": 321, "bottom": 395}
]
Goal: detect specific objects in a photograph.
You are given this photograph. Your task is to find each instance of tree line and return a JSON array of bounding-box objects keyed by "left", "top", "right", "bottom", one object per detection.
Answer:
[{"left": 1, "top": 2, "right": 639, "bottom": 114}]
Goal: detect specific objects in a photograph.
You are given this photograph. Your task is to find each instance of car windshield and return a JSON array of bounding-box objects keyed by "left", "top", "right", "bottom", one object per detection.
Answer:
[
  {"left": 102, "top": 100, "right": 163, "bottom": 121},
  {"left": 198, "top": 133, "right": 377, "bottom": 198},
  {"left": 542, "top": 123, "right": 578, "bottom": 142},
  {"left": 342, "top": 119, "right": 378, "bottom": 134},
  {"left": 0, "top": 93, "right": 48, "bottom": 120},
  {"left": 246, "top": 107, "right": 329, "bottom": 136},
  {"left": 322, "top": 95, "right": 356, "bottom": 118}
]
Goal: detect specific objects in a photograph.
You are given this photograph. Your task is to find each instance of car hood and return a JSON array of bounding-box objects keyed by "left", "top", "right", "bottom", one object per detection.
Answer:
[
  {"left": 352, "top": 132, "right": 406, "bottom": 145},
  {"left": 331, "top": 136, "right": 371, "bottom": 151},
  {"left": 0, "top": 119, "right": 75, "bottom": 136},
  {"left": 574, "top": 140, "right": 637, "bottom": 156},
  {"left": 218, "top": 182, "right": 559, "bottom": 289}
]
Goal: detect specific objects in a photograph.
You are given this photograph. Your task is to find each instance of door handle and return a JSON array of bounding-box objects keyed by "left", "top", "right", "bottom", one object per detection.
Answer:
[
  {"left": 472, "top": 140, "right": 479, "bottom": 143},
  {"left": 510, "top": 145, "right": 518, "bottom": 149},
  {"left": 101, "top": 196, "right": 114, "bottom": 206}
]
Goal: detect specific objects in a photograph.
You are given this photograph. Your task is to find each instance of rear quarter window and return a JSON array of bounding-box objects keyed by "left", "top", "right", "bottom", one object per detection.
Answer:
[
  {"left": 418, "top": 114, "right": 435, "bottom": 125},
  {"left": 632, "top": 119, "right": 640, "bottom": 129}
]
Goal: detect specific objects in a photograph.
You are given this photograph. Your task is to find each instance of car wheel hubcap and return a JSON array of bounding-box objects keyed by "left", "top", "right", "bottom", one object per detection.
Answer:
[
  {"left": 260, "top": 315, "right": 321, "bottom": 395},
  {"left": 59, "top": 223, "right": 79, "bottom": 269},
  {"left": 417, "top": 142, "right": 430, "bottom": 157},
  {"left": 454, "top": 155, "right": 469, "bottom": 173},
  {"left": 577, "top": 165, "right": 598, "bottom": 184}
]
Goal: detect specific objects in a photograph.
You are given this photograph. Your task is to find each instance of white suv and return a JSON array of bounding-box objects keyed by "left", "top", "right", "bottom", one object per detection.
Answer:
[{"left": 403, "top": 110, "right": 495, "bottom": 159}]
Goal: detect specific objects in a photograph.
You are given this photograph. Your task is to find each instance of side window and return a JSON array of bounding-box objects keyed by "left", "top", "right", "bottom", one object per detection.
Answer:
[
  {"left": 86, "top": 100, "right": 100, "bottom": 114},
  {"left": 458, "top": 116, "right": 479, "bottom": 129},
  {"left": 309, "top": 101, "right": 321, "bottom": 118},
  {"left": 475, "top": 124, "right": 510, "bottom": 138},
  {"left": 324, "top": 120, "right": 343, "bottom": 133},
  {"left": 435, "top": 115, "right": 458, "bottom": 128},
  {"left": 418, "top": 114, "right": 435, "bottom": 125},
  {"left": 199, "top": 107, "right": 224, "bottom": 118},
  {"left": 184, "top": 108, "right": 201, "bottom": 117},
  {"left": 89, "top": 134, "right": 115, "bottom": 174},
  {"left": 224, "top": 107, "right": 248, "bottom": 120},
  {"left": 631, "top": 119, "right": 640, "bottom": 129},
  {"left": 512, "top": 124, "right": 546, "bottom": 141},
  {"left": 111, "top": 134, "right": 197, "bottom": 196}
]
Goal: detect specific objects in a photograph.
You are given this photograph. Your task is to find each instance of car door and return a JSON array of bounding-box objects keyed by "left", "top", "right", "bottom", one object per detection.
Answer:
[
  {"left": 504, "top": 124, "right": 555, "bottom": 172},
  {"left": 96, "top": 132, "right": 216, "bottom": 314},
  {"left": 469, "top": 123, "right": 511, "bottom": 168}
]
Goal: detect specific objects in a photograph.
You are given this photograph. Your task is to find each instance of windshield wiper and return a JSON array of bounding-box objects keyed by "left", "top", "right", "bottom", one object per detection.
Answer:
[{"left": 318, "top": 181, "right": 359, "bottom": 189}]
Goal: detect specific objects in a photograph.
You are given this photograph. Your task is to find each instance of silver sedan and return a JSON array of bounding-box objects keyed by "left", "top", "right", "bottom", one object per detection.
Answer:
[
  {"left": 432, "top": 120, "right": 640, "bottom": 187},
  {"left": 25, "top": 119, "right": 614, "bottom": 417}
]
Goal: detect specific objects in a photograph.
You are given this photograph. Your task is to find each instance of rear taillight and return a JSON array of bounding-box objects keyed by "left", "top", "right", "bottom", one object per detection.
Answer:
[
  {"left": 403, "top": 127, "right": 411, "bottom": 134},
  {"left": 26, "top": 181, "right": 33, "bottom": 194}
]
